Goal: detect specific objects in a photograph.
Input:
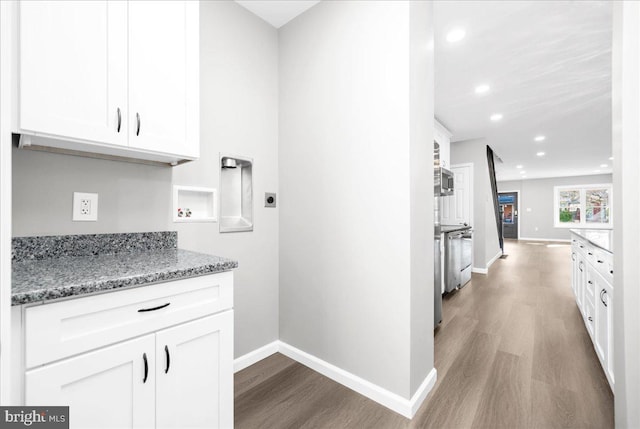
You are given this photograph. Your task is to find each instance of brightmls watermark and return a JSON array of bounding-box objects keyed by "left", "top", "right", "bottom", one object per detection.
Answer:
[{"left": 0, "top": 407, "right": 68, "bottom": 429}]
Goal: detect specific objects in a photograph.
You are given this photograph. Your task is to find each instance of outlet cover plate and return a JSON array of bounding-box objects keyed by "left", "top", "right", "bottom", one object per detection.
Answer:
[
  {"left": 73, "top": 192, "right": 98, "bottom": 221},
  {"left": 265, "top": 192, "right": 276, "bottom": 208}
]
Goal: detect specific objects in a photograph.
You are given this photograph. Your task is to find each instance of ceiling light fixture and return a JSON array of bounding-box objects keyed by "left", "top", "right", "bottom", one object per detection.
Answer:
[
  {"left": 516, "top": 165, "right": 523, "bottom": 169},
  {"left": 536, "top": 151, "right": 545, "bottom": 157},
  {"left": 600, "top": 164, "right": 608, "bottom": 168},
  {"left": 446, "top": 28, "right": 466, "bottom": 43},
  {"left": 490, "top": 113, "right": 503, "bottom": 121},
  {"left": 534, "top": 135, "right": 545, "bottom": 142},
  {"left": 609, "top": 156, "right": 614, "bottom": 160},
  {"left": 522, "top": 175, "right": 527, "bottom": 179},
  {"left": 475, "top": 84, "right": 490, "bottom": 94},
  {"left": 594, "top": 169, "right": 601, "bottom": 173}
]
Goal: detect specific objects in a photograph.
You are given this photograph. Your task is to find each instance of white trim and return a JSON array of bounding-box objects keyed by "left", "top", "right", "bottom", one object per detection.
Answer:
[
  {"left": 519, "top": 237, "right": 572, "bottom": 243},
  {"left": 0, "top": 0, "right": 14, "bottom": 404},
  {"left": 472, "top": 267, "right": 488, "bottom": 275},
  {"left": 278, "top": 341, "right": 437, "bottom": 419},
  {"left": 233, "top": 340, "right": 279, "bottom": 373}
]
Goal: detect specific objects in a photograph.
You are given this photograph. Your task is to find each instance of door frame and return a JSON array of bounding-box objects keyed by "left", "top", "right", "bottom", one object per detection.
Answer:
[
  {"left": 0, "top": 0, "right": 14, "bottom": 405},
  {"left": 498, "top": 189, "right": 520, "bottom": 240}
]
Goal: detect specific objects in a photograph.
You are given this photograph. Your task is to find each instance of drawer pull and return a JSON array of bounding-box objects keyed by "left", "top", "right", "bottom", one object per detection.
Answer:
[
  {"left": 165, "top": 345, "right": 171, "bottom": 374},
  {"left": 588, "top": 252, "right": 593, "bottom": 256},
  {"left": 116, "top": 107, "right": 122, "bottom": 133},
  {"left": 597, "top": 260, "right": 604, "bottom": 263},
  {"left": 580, "top": 245, "right": 584, "bottom": 248},
  {"left": 610, "top": 270, "right": 613, "bottom": 275},
  {"left": 571, "top": 253, "right": 576, "bottom": 261},
  {"left": 588, "top": 316, "right": 593, "bottom": 322},
  {"left": 138, "top": 302, "right": 171, "bottom": 313},
  {"left": 143, "top": 353, "right": 148, "bottom": 383},
  {"left": 588, "top": 280, "right": 593, "bottom": 285},
  {"left": 136, "top": 112, "right": 141, "bottom": 136}
]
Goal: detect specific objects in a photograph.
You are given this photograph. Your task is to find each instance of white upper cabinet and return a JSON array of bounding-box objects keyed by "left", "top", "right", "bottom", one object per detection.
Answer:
[
  {"left": 16, "top": 0, "right": 199, "bottom": 165},
  {"left": 128, "top": 1, "right": 199, "bottom": 159},
  {"left": 434, "top": 119, "right": 452, "bottom": 169},
  {"left": 19, "top": 1, "right": 128, "bottom": 146}
]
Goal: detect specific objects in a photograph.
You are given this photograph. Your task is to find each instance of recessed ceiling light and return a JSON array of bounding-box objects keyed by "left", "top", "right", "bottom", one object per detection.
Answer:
[
  {"left": 516, "top": 165, "right": 523, "bottom": 169},
  {"left": 522, "top": 175, "right": 527, "bottom": 179},
  {"left": 600, "top": 164, "right": 608, "bottom": 168},
  {"left": 594, "top": 169, "right": 601, "bottom": 173},
  {"left": 609, "top": 156, "right": 614, "bottom": 160},
  {"left": 520, "top": 170, "right": 526, "bottom": 174},
  {"left": 490, "top": 113, "right": 503, "bottom": 121},
  {"left": 446, "top": 28, "right": 466, "bottom": 43},
  {"left": 534, "top": 135, "right": 545, "bottom": 142},
  {"left": 536, "top": 151, "right": 545, "bottom": 157},
  {"left": 475, "top": 84, "right": 490, "bottom": 94}
]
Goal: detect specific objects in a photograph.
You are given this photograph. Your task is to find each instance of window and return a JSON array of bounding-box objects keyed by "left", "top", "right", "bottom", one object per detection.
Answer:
[{"left": 554, "top": 184, "right": 612, "bottom": 228}]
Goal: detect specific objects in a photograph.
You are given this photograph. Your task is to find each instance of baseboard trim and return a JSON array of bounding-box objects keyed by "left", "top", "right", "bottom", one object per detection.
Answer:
[
  {"left": 519, "top": 237, "right": 572, "bottom": 243},
  {"left": 276, "top": 341, "right": 436, "bottom": 419},
  {"left": 234, "top": 340, "right": 279, "bottom": 373},
  {"left": 487, "top": 250, "right": 502, "bottom": 268},
  {"left": 472, "top": 267, "right": 488, "bottom": 274}
]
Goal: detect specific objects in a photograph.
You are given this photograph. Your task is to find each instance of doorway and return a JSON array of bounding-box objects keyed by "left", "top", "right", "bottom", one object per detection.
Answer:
[{"left": 498, "top": 192, "right": 518, "bottom": 239}]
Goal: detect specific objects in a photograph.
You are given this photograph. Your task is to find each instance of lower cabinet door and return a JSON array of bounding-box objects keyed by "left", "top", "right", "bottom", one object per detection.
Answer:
[
  {"left": 155, "top": 311, "right": 233, "bottom": 429},
  {"left": 25, "top": 334, "right": 156, "bottom": 429}
]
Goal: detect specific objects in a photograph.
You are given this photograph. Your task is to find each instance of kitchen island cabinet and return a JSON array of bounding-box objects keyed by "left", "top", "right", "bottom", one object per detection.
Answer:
[{"left": 570, "top": 229, "right": 614, "bottom": 389}]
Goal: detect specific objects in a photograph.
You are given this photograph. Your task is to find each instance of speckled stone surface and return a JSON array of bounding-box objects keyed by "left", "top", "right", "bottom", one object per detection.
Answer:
[
  {"left": 570, "top": 228, "right": 613, "bottom": 253},
  {"left": 12, "top": 233, "right": 238, "bottom": 306},
  {"left": 12, "top": 232, "right": 177, "bottom": 261}
]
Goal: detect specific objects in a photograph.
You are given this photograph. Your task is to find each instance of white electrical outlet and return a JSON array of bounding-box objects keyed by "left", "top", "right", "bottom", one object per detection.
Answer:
[{"left": 73, "top": 192, "right": 98, "bottom": 221}]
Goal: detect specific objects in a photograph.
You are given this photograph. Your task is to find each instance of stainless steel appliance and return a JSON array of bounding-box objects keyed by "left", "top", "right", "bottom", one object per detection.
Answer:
[
  {"left": 444, "top": 226, "right": 473, "bottom": 292},
  {"left": 440, "top": 167, "right": 454, "bottom": 196},
  {"left": 434, "top": 142, "right": 442, "bottom": 326}
]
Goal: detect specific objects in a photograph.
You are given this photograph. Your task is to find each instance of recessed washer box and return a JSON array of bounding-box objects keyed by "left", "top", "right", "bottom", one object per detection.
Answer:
[{"left": 219, "top": 154, "right": 253, "bottom": 233}]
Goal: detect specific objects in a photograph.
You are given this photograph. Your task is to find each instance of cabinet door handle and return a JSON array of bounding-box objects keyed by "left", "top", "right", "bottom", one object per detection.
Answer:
[
  {"left": 610, "top": 270, "right": 613, "bottom": 275},
  {"left": 588, "top": 316, "right": 593, "bottom": 322},
  {"left": 588, "top": 280, "right": 593, "bottom": 285},
  {"left": 571, "top": 253, "right": 576, "bottom": 261},
  {"left": 117, "top": 107, "right": 122, "bottom": 133},
  {"left": 588, "top": 252, "right": 593, "bottom": 256},
  {"left": 143, "top": 353, "right": 148, "bottom": 383},
  {"left": 136, "top": 112, "right": 141, "bottom": 136},
  {"left": 580, "top": 245, "right": 584, "bottom": 248},
  {"left": 138, "top": 302, "right": 171, "bottom": 313},
  {"left": 597, "top": 260, "right": 604, "bottom": 264},
  {"left": 579, "top": 262, "right": 583, "bottom": 272},
  {"left": 164, "top": 345, "right": 171, "bottom": 374},
  {"left": 601, "top": 289, "right": 608, "bottom": 307}
]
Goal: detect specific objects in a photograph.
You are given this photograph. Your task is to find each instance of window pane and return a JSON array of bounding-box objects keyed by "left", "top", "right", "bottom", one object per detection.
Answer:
[
  {"left": 586, "top": 188, "right": 610, "bottom": 224},
  {"left": 558, "top": 190, "right": 581, "bottom": 223}
]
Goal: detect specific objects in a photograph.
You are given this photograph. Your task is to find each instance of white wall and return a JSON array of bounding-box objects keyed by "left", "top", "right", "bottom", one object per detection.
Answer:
[
  {"left": 613, "top": 2, "right": 640, "bottom": 427},
  {"left": 279, "top": 0, "right": 434, "bottom": 399},
  {"left": 498, "top": 174, "right": 612, "bottom": 241},
  {"left": 174, "top": 0, "right": 279, "bottom": 358},
  {"left": 11, "top": 0, "right": 280, "bottom": 359},
  {"left": 450, "top": 138, "right": 501, "bottom": 270}
]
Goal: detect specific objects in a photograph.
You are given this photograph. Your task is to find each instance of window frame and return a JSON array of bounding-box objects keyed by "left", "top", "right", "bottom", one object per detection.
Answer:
[{"left": 553, "top": 183, "right": 613, "bottom": 229}]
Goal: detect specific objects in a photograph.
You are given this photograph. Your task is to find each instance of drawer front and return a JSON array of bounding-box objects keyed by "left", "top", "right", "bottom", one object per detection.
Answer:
[
  {"left": 24, "top": 271, "right": 233, "bottom": 369},
  {"left": 584, "top": 299, "right": 595, "bottom": 339},
  {"left": 593, "top": 248, "right": 613, "bottom": 285}
]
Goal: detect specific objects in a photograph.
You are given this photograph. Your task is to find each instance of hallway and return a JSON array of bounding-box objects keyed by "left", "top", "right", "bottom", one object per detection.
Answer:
[{"left": 234, "top": 240, "right": 614, "bottom": 428}]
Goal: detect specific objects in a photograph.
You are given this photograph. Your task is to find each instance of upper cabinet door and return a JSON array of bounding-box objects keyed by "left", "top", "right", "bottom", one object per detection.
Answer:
[
  {"left": 19, "top": 1, "right": 128, "bottom": 146},
  {"left": 128, "top": 1, "right": 199, "bottom": 159}
]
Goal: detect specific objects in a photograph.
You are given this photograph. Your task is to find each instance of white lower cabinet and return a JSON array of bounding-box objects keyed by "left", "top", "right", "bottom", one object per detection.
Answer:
[
  {"left": 570, "top": 232, "right": 614, "bottom": 390},
  {"left": 26, "top": 335, "right": 156, "bottom": 429},
  {"left": 17, "top": 273, "right": 234, "bottom": 429}
]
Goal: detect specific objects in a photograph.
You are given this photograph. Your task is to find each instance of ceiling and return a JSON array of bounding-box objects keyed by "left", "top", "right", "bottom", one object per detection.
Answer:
[
  {"left": 237, "top": 1, "right": 613, "bottom": 182},
  {"left": 434, "top": 1, "right": 612, "bottom": 181},
  {"left": 235, "top": 1, "right": 320, "bottom": 28}
]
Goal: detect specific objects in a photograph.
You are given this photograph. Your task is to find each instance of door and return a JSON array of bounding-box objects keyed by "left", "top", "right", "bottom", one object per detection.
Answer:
[
  {"left": 498, "top": 192, "right": 518, "bottom": 239},
  {"left": 128, "top": 1, "right": 199, "bottom": 158},
  {"left": 19, "top": 1, "right": 127, "bottom": 146},
  {"left": 441, "top": 164, "right": 472, "bottom": 226},
  {"left": 156, "top": 311, "right": 233, "bottom": 429},
  {"left": 25, "top": 335, "right": 155, "bottom": 429}
]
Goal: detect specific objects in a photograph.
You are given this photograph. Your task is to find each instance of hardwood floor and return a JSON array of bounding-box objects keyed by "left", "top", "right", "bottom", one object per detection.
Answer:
[{"left": 234, "top": 240, "right": 614, "bottom": 428}]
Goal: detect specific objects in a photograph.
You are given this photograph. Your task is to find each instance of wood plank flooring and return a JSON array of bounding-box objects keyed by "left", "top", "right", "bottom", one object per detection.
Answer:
[{"left": 234, "top": 240, "right": 614, "bottom": 428}]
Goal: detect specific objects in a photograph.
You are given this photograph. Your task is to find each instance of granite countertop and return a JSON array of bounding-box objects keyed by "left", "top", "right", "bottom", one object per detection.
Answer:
[
  {"left": 12, "top": 232, "right": 238, "bottom": 306},
  {"left": 570, "top": 229, "right": 613, "bottom": 254},
  {"left": 440, "top": 225, "right": 472, "bottom": 234}
]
